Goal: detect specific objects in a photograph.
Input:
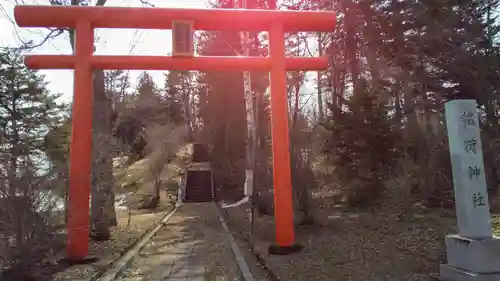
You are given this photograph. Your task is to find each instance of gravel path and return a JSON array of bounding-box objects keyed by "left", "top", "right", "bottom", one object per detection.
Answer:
[{"left": 118, "top": 203, "right": 242, "bottom": 281}]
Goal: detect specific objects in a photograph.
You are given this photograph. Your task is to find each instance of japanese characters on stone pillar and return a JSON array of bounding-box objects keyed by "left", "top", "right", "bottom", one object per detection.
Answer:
[
  {"left": 440, "top": 100, "right": 500, "bottom": 281},
  {"left": 445, "top": 99, "right": 492, "bottom": 239}
]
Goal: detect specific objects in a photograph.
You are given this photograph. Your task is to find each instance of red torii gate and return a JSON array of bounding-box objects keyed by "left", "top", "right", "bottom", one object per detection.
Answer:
[{"left": 14, "top": 5, "right": 336, "bottom": 261}]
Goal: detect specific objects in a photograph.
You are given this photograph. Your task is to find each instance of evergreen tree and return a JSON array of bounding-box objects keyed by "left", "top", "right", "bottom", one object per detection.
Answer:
[
  {"left": 105, "top": 69, "right": 131, "bottom": 105},
  {"left": 164, "top": 71, "right": 193, "bottom": 138},
  {"left": 0, "top": 49, "right": 68, "bottom": 276},
  {"left": 113, "top": 71, "right": 185, "bottom": 160},
  {"left": 195, "top": 0, "right": 273, "bottom": 202},
  {"left": 44, "top": 110, "right": 71, "bottom": 169},
  {"left": 0, "top": 48, "right": 66, "bottom": 182},
  {"left": 196, "top": 27, "right": 250, "bottom": 196},
  {"left": 314, "top": 0, "right": 500, "bottom": 205}
]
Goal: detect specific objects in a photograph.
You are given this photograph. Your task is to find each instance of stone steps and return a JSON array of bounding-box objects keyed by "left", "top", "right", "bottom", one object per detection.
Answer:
[{"left": 184, "top": 170, "right": 213, "bottom": 202}]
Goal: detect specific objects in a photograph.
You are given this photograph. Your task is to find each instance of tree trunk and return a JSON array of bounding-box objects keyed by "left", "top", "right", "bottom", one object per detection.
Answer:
[
  {"left": 181, "top": 72, "right": 194, "bottom": 141},
  {"left": 343, "top": 3, "right": 361, "bottom": 95},
  {"left": 290, "top": 63, "right": 313, "bottom": 223},
  {"left": 239, "top": 0, "right": 257, "bottom": 226},
  {"left": 9, "top": 82, "right": 18, "bottom": 197},
  {"left": 90, "top": 69, "right": 116, "bottom": 241},
  {"left": 63, "top": 0, "right": 116, "bottom": 240},
  {"left": 317, "top": 33, "right": 324, "bottom": 120},
  {"left": 395, "top": 93, "right": 402, "bottom": 125},
  {"left": 153, "top": 177, "right": 161, "bottom": 208}
]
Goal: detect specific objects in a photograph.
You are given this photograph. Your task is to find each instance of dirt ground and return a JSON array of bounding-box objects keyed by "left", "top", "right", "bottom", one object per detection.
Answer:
[
  {"left": 23, "top": 197, "right": 175, "bottom": 281},
  {"left": 221, "top": 197, "right": 465, "bottom": 281}
]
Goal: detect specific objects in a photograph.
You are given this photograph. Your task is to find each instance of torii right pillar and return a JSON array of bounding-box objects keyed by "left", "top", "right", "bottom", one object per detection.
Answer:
[{"left": 267, "top": 22, "right": 302, "bottom": 255}]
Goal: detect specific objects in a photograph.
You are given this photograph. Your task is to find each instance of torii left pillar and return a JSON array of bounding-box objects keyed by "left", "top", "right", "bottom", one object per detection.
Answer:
[{"left": 66, "top": 21, "right": 94, "bottom": 262}]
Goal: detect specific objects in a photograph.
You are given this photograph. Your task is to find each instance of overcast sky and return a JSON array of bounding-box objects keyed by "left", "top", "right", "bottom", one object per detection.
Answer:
[{"left": 0, "top": 0, "right": 211, "bottom": 103}]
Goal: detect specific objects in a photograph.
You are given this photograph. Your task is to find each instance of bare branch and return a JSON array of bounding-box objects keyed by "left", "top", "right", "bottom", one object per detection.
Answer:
[
  {"left": 300, "top": 92, "right": 315, "bottom": 111},
  {"left": 128, "top": 29, "right": 143, "bottom": 54},
  {"left": 49, "top": 0, "right": 69, "bottom": 5},
  {"left": 7, "top": 0, "right": 108, "bottom": 52},
  {"left": 18, "top": 29, "right": 65, "bottom": 50},
  {"left": 139, "top": 0, "right": 154, "bottom": 7},
  {"left": 95, "top": 0, "right": 107, "bottom": 6},
  {"left": 0, "top": 3, "right": 14, "bottom": 24}
]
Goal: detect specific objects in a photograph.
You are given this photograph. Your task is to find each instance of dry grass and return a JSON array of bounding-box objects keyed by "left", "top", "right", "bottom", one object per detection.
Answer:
[
  {"left": 38, "top": 143, "right": 192, "bottom": 281},
  {"left": 114, "top": 144, "right": 191, "bottom": 192},
  {"left": 22, "top": 198, "right": 174, "bottom": 281},
  {"left": 223, "top": 196, "right": 459, "bottom": 281},
  {"left": 13, "top": 144, "right": 191, "bottom": 281}
]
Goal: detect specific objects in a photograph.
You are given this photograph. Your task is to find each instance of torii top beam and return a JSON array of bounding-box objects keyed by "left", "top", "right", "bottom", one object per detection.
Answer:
[{"left": 14, "top": 5, "right": 336, "bottom": 32}]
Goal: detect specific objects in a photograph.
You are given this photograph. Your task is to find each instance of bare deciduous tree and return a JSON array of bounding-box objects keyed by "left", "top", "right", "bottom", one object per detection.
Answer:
[{"left": 142, "top": 124, "right": 186, "bottom": 209}]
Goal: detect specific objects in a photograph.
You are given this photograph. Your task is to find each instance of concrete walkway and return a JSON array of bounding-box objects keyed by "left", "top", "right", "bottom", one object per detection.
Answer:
[{"left": 117, "top": 203, "right": 245, "bottom": 281}]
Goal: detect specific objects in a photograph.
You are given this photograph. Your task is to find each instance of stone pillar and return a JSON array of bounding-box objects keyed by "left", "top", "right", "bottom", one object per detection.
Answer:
[{"left": 440, "top": 99, "right": 500, "bottom": 281}]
